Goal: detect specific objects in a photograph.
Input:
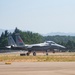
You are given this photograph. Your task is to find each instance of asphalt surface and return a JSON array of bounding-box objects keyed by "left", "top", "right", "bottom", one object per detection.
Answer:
[{"left": 0, "top": 62, "right": 75, "bottom": 75}]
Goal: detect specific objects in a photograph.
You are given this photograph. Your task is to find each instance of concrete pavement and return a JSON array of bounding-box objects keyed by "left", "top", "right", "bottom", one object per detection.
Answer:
[{"left": 0, "top": 62, "right": 75, "bottom": 75}]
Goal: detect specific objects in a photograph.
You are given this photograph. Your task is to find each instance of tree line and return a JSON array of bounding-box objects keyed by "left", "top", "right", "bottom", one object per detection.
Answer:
[{"left": 0, "top": 28, "right": 75, "bottom": 51}]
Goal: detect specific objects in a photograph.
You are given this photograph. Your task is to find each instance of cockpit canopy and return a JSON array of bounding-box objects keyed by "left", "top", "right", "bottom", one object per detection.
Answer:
[{"left": 45, "top": 41, "right": 56, "bottom": 44}]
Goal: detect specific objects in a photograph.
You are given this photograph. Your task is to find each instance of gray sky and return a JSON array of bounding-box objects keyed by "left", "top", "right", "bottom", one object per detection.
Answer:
[{"left": 0, "top": 0, "right": 75, "bottom": 34}]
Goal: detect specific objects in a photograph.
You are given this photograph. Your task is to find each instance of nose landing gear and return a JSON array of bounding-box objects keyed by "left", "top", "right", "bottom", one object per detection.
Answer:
[{"left": 46, "top": 50, "right": 48, "bottom": 56}]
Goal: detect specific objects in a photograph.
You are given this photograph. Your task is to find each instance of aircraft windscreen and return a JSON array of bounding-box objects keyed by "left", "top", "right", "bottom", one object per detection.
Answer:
[{"left": 46, "top": 41, "right": 56, "bottom": 44}]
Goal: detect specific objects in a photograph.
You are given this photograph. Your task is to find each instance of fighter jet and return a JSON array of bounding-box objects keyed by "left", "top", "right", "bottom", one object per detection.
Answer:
[{"left": 8, "top": 34, "right": 66, "bottom": 56}]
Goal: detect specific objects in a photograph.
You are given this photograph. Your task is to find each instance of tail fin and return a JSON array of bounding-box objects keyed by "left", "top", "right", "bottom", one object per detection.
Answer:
[
  {"left": 8, "top": 34, "right": 17, "bottom": 47},
  {"left": 15, "top": 33, "right": 25, "bottom": 47}
]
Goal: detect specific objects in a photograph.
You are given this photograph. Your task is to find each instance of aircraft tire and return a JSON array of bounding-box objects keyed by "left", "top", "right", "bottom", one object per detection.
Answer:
[
  {"left": 46, "top": 52, "right": 48, "bottom": 56},
  {"left": 33, "top": 52, "right": 36, "bottom": 56},
  {"left": 20, "top": 53, "right": 26, "bottom": 56},
  {"left": 27, "top": 53, "right": 29, "bottom": 56}
]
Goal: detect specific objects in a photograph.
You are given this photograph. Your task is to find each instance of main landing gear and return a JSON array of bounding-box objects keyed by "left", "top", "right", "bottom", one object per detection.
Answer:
[
  {"left": 26, "top": 50, "right": 31, "bottom": 56},
  {"left": 33, "top": 51, "right": 36, "bottom": 56},
  {"left": 20, "top": 50, "right": 49, "bottom": 56}
]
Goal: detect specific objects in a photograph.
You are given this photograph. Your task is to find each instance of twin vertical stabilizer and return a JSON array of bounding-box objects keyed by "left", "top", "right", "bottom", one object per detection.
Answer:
[
  {"left": 8, "top": 33, "right": 25, "bottom": 47},
  {"left": 15, "top": 34, "right": 25, "bottom": 47},
  {"left": 8, "top": 34, "right": 17, "bottom": 47}
]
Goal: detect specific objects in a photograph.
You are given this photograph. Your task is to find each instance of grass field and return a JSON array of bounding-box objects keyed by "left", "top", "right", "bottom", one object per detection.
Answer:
[{"left": 0, "top": 52, "right": 75, "bottom": 62}]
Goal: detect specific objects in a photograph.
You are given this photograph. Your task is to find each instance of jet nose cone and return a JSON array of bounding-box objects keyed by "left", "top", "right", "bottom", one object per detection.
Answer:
[
  {"left": 60, "top": 45, "right": 66, "bottom": 49},
  {"left": 52, "top": 44, "right": 66, "bottom": 49},
  {"left": 56, "top": 44, "right": 66, "bottom": 49}
]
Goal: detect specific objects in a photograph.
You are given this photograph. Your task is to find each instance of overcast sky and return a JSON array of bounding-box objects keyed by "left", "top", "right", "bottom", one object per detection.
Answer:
[{"left": 0, "top": 0, "right": 75, "bottom": 34}]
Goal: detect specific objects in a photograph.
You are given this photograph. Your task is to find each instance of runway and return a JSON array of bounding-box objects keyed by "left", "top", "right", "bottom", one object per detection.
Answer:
[{"left": 0, "top": 62, "right": 75, "bottom": 75}]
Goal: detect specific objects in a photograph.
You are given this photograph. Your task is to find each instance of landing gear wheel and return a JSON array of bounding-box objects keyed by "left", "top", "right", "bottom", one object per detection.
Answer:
[
  {"left": 20, "top": 53, "right": 26, "bottom": 56},
  {"left": 46, "top": 50, "right": 48, "bottom": 56},
  {"left": 53, "top": 50, "right": 55, "bottom": 53},
  {"left": 27, "top": 53, "right": 29, "bottom": 56},
  {"left": 33, "top": 52, "right": 36, "bottom": 56},
  {"left": 46, "top": 52, "right": 48, "bottom": 56}
]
